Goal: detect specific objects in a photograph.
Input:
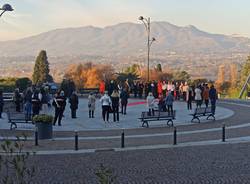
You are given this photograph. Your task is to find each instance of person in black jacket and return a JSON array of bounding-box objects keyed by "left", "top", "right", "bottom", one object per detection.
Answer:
[
  {"left": 69, "top": 91, "right": 78, "bottom": 118},
  {"left": 0, "top": 90, "right": 4, "bottom": 118},
  {"left": 32, "top": 89, "right": 41, "bottom": 116},
  {"left": 53, "top": 91, "right": 66, "bottom": 126},
  {"left": 111, "top": 90, "right": 120, "bottom": 122},
  {"left": 13, "top": 88, "right": 22, "bottom": 112},
  {"left": 209, "top": 85, "right": 217, "bottom": 115},
  {"left": 120, "top": 89, "right": 129, "bottom": 115}
]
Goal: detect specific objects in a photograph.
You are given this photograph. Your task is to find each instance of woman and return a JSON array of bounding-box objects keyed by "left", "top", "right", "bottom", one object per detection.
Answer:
[
  {"left": 32, "top": 89, "right": 42, "bottom": 116},
  {"left": 69, "top": 91, "right": 79, "bottom": 118},
  {"left": 186, "top": 86, "right": 194, "bottom": 110},
  {"left": 195, "top": 85, "right": 202, "bottom": 108},
  {"left": 146, "top": 92, "right": 155, "bottom": 116},
  {"left": 53, "top": 91, "right": 66, "bottom": 126},
  {"left": 111, "top": 90, "right": 120, "bottom": 122},
  {"left": 88, "top": 92, "right": 96, "bottom": 118},
  {"left": 120, "top": 89, "right": 129, "bottom": 115},
  {"left": 100, "top": 91, "right": 112, "bottom": 123}
]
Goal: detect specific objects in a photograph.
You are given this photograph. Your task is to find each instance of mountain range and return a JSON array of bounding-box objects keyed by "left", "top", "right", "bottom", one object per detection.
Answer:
[{"left": 0, "top": 21, "right": 250, "bottom": 57}]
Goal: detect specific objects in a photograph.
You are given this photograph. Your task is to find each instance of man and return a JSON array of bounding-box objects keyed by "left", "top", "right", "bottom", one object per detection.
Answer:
[
  {"left": 53, "top": 91, "right": 66, "bottom": 126},
  {"left": 209, "top": 85, "right": 217, "bottom": 115},
  {"left": 120, "top": 89, "right": 129, "bottom": 115}
]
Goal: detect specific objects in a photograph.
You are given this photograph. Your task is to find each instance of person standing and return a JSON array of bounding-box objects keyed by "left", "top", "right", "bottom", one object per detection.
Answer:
[
  {"left": 100, "top": 91, "right": 112, "bottom": 123},
  {"left": 195, "top": 85, "right": 202, "bottom": 108},
  {"left": 69, "top": 91, "right": 79, "bottom": 118},
  {"left": 138, "top": 81, "right": 144, "bottom": 99},
  {"left": 0, "top": 90, "right": 4, "bottom": 118},
  {"left": 32, "top": 89, "right": 42, "bottom": 116},
  {"left": 13, "top": 88, "right": 22, "bottom": 112},
  {"left": 40, "top": 87, "right": 49, "bottom": 114},
  {"left": 53, "top": 91, "right": 66, "bottom": 126},
  {"left": 165, "top": 90, "right": 174, "bottom": 115},
  {"left": 203, "top": 84, "right": 210, "bottom": 108},
  {"left": 23, "top": 89, "right": 33, "bottom": 120},
  {"left": 186, "top": 86, "right": 194, "bottom": 110},
  {"left": 120, "top": 89, "right": 129, "bottom": 115},
  {"left": 88, "top": 92, "right": 96, "bottom": 118},
  {"left": 209, "top": 85, "right": 217, "bottom": 115},
  {"left": 99, "top": 80, "right": 105, "bottom": 95},
  {"left": 111, "top": 90, "right": 120, "bottom": 122},
  {"left": 146, "top": 92, "right": 155, "bottom": 116}
]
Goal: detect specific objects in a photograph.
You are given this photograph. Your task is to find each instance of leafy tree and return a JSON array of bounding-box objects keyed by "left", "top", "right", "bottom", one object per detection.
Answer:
[
  {"left": 240, "top": 56, "right": 250, "bottom": 88},
  {"left": 124, "top": 64, "right": 140, "bottom": 74},
  {"left": 155, "top": 63, "right": 162, "bottom": 72},
  {"left": 173, "top": 71, "right": 191, "bottom": 82},
  {"left": 15, "top": 77, "right": 32, "bottom": 92},
  {"left": 32, "top": 50, "right": 52, "bottom": 85},
  {"left": 116, "top": 72, "right": 139, "bottom": 84},
  {"left": 60, "top": 79, "right": 76, "bottom": 97}
]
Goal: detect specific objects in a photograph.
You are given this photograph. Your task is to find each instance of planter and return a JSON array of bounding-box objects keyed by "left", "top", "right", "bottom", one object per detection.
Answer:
[{"left": 36, "top": 122, "right": 53, "bottom": 140}]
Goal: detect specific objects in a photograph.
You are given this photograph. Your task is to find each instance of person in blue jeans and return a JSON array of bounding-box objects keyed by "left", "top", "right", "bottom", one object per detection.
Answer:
[{"left": 209, "top": 85, "right": 217, "bottom": 115}]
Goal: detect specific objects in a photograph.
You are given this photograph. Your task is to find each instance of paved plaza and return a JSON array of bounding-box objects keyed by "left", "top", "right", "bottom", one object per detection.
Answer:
[
  {"left": 1, "top": 98, "right": 250, "bottom": 183},
  {"left": 0, "top": 98, "right": 234, "bottom": 131}
]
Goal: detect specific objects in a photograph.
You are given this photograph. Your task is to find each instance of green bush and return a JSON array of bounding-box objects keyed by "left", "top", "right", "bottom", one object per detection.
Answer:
[{"left": 32, "top": 114, "right": 53, "bottom": 123}]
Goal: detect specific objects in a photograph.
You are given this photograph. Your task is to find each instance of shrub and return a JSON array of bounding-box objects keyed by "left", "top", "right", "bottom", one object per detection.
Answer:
[{"left": 32, "top": 114, "right": 53, "bottom": 123}]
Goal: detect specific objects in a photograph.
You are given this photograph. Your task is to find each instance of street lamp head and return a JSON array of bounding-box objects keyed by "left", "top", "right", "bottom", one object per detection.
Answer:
[
  {"left": 1, "top": 4, "right": 14, "bottom": 11},
  {"left": 138, "top": 16, "right": 144, "bottom": 21}
]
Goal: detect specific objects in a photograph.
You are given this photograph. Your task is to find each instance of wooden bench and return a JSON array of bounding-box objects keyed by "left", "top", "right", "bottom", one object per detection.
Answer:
[
  {"left": 190, "top": 107, "right": 215, "bottom": 123},
  {"left": 7, "top": 111, "right": 33, "bottom": 130},
  {"left": 138, "top": 110, "right": 176, "bottom": 128}
]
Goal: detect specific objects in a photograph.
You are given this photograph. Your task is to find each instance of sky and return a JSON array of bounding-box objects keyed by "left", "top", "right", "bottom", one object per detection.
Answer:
[{"left": 0, "top": 0, "right": 250, "bottom": 41}]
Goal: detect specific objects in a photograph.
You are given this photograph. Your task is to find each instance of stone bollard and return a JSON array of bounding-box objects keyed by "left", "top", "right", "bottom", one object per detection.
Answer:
[
  {"left": 75, "top": 130, "right": 78, "bottom": 151},
  {"left": 35, "top": 127, "right": 38, "bottom": 146},
  {"left": 222, "top": 124, "right": 226, "bottom": 142},
  {"left": 173, "top": 127, "right": 177, "bottom": 145},
  {"left": 121, "top": 130, "right": 125, "bottom": 148}
]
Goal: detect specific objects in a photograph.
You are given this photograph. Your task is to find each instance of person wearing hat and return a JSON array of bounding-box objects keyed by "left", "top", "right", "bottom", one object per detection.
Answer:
[
  {"left": 88, "top": 92, "right": 96, "bottom": 118},
  {"left": 53, "top": 90, "right": 66, "bottom": 126},
  {"left": 69, "top": 91, "right": 79, "bottom": 118}
]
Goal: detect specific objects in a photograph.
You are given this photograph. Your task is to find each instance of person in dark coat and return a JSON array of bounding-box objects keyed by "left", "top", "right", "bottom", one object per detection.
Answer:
[
  {"left": 13, "top": 88, "right": 22, "bottom": 112},
  {"left": 53, "top": 91, "right": 66, "bottom": 126},
  {"left": 0, "top": 90, "right": 4, "bottom": 118},
  {"left": 69, "top": 91, "right": 78, "bottom": 118},
  {"left": 111, "top": 90, "right": 120, "bottom": 122},
  {"left": 209, "top": 85, "right": 217, "bottom": 115},
  {"left": 32, "top": 90, "right": 41, "bottom": 116},
  {"left": 138, "top": 82, "right": 144, "bottom": 99},
  {"left": 24, "top": 88, "right": 33, "bottom": 120},
  {"left": 120, "top": 89, "right": 129, "bottom": 115}
]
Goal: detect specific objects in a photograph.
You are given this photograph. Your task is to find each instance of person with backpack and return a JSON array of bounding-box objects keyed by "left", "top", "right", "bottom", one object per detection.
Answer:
[
  {"left": 69, "top": 91, "right": 79, "bottom": 119},
  {"left": 53, "top": 91, "right": 66, "bottom": 126},
  {"left": 32, "top": 89, "right": 42, "bottom": 116}
]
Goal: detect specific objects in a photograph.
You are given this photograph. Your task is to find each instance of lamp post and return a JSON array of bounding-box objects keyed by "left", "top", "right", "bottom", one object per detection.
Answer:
[
  {"left": 139, "top": 16, "right": 156, "bottom": 82},
  {"left": 0, "top": 4, "right": 14, "bottom": 17}
]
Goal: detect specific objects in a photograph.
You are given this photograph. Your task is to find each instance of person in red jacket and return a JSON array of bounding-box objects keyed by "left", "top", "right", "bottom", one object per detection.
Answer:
[
  {"left": 157, "top": 81, "right": 163, "bottom": 96},
  {"left": 99, "top": 80, "right": 105, "bottom": 95}
]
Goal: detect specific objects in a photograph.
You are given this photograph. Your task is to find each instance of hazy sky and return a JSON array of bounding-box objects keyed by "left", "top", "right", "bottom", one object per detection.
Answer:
[{"left": 0, "top": 0, "right": 250, "bottom": 41}]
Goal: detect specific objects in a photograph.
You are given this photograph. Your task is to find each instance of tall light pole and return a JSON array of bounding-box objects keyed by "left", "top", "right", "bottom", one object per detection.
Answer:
[
  {"left": 0, "top": 4, "right": 14, "bottom": 17},
  {"left": 139, "top": 16, "right": 156, "bottom": 82}
]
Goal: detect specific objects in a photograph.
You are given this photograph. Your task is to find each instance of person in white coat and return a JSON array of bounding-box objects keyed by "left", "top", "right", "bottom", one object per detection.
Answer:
[{"left": 100, "top": 91, "right": 112, "bottom": 123}]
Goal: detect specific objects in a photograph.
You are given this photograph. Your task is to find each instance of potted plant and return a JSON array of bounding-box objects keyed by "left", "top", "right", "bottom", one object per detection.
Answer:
[{"left": 33, "top": 114, "right": 53, "bottom": 139}]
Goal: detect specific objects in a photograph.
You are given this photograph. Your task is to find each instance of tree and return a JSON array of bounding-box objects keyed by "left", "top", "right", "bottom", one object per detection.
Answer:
[
  {"left": 216, "top": 65, "right": 225, "bottom": 84},
  {"left": 173, "top": 71, "right": 191, "bottom": 82},
  {"left": 32, "top": 50, "right": 52, "bottom": 85},
  {"left": 240, "top": 56, "right": 250, "bottom": 87},
  {"left": 155, "top": 64, "right": 162, "bottom": 72},
  {"left": 229, "top": 63, "right": 238, "bottom": 88},
  {"left": 15, "top": 77, "right": 32, "bottom": 92}
]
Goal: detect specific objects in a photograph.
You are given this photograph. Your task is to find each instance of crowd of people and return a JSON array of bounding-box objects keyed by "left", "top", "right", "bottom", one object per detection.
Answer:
[{"left": 0, "top": 79, "right": 218, "bottom": 126}]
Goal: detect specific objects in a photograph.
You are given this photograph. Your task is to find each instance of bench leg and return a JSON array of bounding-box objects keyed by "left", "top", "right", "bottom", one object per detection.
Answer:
[
  {"left": 167, "top": 120, "right": 173, "bottom": 127},
  {"left": 191, "top": 117, "right": 200, "bottom": 123},
  {"left": 10, "top": 122, "right": 17, "bottom": 130},
  {"left": 142, "top": 121, "right": 149, "bottom": 128},
  {"left": 207, "top": 114, "right": 216, "bottom": 121}
]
